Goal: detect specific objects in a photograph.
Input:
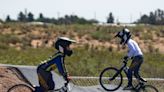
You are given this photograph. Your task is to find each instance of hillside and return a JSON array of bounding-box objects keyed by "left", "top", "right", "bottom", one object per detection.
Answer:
[
  {"left": 0, "top": 23, "right": 164, "bottom": 53},
  {"left": 0, "top": 66, "right": 31, "bottom": 92},
  {"left": 0, "top": 23, "right": 164, "bottom": 77}
]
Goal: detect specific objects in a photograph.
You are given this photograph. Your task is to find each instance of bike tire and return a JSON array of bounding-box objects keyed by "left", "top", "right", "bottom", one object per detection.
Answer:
[
  {"left": 139, "top": 85, "right": 159, "bottom": 92},
  {"left": 7, "top": 84, "right": 34, "bottom": 92},
  {"left": 99, "top": 67, "right": 123, "bottom": 91}
]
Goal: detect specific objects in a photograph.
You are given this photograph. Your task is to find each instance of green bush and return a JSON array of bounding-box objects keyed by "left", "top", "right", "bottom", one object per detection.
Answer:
[{"left": 0, "top": 34, "right": 21, "bottom": 44}]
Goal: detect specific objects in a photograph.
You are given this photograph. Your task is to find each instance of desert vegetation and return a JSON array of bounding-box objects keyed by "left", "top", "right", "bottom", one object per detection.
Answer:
[{"left": 0, "top": 23, "right": 164, "bottom": 78}]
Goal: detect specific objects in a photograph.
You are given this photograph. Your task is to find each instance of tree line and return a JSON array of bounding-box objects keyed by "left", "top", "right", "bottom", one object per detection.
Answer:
[
  {"left": 106, "top": 9, "right": 164, "bottom": 25},
  {"left": 5, "top": 11, "right": 98, "bottom": 25},
  {"left": 4, "top": 11, "right": 115, "bottom": 24},
  {"left": 2, "top": 9, "right": 164, "bottom": 25},
  {"left": 137, "top": 9, "right": 164, "bottom": 25}
]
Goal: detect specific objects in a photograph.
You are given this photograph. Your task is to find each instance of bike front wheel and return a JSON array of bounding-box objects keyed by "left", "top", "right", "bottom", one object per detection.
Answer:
[
  {"left": 7, "top": 84, "right": 34, "bottom": 92},
  {"left": 99, "top": 67, "right": 123, "bottom": 91},
  {"left": 139, "top": 85, "right": 159, "bottom": 92}
]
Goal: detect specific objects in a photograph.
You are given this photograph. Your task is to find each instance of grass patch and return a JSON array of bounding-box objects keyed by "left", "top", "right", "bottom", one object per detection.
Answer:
[{"left": 0, "top": 46, "right": 163, "bottom": 78}]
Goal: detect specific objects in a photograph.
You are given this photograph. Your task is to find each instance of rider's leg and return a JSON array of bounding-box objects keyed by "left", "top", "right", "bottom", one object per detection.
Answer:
[
  {"left": 133, "top": 56, "right": 146, "bottom": 82},
  {"left": 123, "top": 68, "right": 133, "bottom": 90},
  {"left": 34, "top": 86, "right": 44, "bottom": 92},
  {"left": 37, "top": 66, "right": 53, "bottom": 92},
  {"left": 37, "top": 66, "right": 47, "bottom": 92},
  {"left": 47, "top": 73, "right": 55, "bottom": 90},
  {"left": 127, "top": 58, "right": 140, "bottom": 86},
  {"left": 127, "top": 68, "right": 133, "bottom": 86},
  {"left": 124, "top": 59, "right": 138, "bottom": 90}
]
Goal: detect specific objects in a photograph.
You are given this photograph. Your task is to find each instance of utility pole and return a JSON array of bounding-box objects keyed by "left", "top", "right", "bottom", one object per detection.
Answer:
[
  {"left": 57, "top": 12, "right": 60, "bottom": 19},
  {"left": 139, "top": 12, "right": 142, "bottom": 19},
  {"left": 25, "top": 8, "right": 28, "bottom": 18},
  {"left": 130, "top": 14, "right": 133, "bottom": 23},
  {"left": 94, "top": 12, "right": 97, "bottom": 20},
  {"left": 116, "top": 16, "right": 120, "bottom": 25}
]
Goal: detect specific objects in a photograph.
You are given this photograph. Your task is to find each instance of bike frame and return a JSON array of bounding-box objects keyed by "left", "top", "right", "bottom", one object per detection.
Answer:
[
  {"left": 113, "top": 60, "right": 154, "bottom": 91},
  {"left": 111, "top": 59, "right": 128, "bottom": 80},
  {"left": 99, "top": 58, "right": 159, "bottom": 92},
  {"left": 48, "top": 79, "right": 70, "bottom": 92}
]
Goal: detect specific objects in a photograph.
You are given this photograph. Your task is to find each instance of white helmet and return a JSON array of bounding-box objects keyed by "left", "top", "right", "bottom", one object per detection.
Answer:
[
  {"left": 58, "top": 37, "right": 76, "bottom": 43},
  {"left": 55, "top": 37, "right": 76, "bottom": 56},
  {"left": 115, "top": 28, "right": 131, "bottom": 44}
]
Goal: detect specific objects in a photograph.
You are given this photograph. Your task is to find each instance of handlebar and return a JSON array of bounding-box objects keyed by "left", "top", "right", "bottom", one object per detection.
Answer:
[
  {"left": 121, "top": 58, "right": 128, "bottom": 64},
  {"left": 64, "top": 76, "right": 72, "bottom": 86}
]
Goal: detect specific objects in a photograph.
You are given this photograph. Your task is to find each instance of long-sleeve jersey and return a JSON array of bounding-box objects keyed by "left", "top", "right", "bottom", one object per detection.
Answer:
[
  {"left": 127, "top": 39, "right": 143, "bottom": 58},
  {"left": 39, "top": 52, "right": 66, "bottom": 76}
]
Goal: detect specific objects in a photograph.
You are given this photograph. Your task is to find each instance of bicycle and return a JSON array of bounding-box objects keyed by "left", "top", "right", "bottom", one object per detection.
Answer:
[
  {"left": 99, "top": 58, "right": 159, "bottom": 92},
  {"left": 7, "top": 79, "right": 72, "bottom": 92}
]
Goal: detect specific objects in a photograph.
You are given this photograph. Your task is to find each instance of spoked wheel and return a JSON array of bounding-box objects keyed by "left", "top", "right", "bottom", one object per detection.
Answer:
[
  {"left": 8, "top": 84, "right": 34, "bottom": 92},
  {"left": 99, "top": 67, "right": 123, "bottom": 91},
  {"left": 139, "top": 85, "right": 158, "bottom": 92}
]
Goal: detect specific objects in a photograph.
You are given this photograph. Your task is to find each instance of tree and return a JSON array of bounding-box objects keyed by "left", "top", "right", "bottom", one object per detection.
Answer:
[
  {"left": 137, "top": 9, "right": 164, "bottom": 25},
  {"left": 154, "top": 9, "right": 164, "bottom": 24},
  {"left": 149, "top": 12, "right": 156, "bottom": 24},
  {"left": 37, "top": 13, "right": 45, "bottom": 22},
  {"left": 27, "top": 12, "right": 34, "bottom": 22},
  {"left": 107, "top": 12, "right": 114, "bottom": 23},
  {"left": 39, "top": 13, "right": 44, "bottom": 19},
  {"left": 18, "top": 11, "right": 26, "bottom": 22},
  {"left": 138, "top": 14, "right": 149, "bottom": 24},
  {"left": 0, "top": 19, "right": 3, "bottom": 23},
  {"left": 6, "top": 15, "right": 11, "bottom": 22},
  {"left": 64, "top": 15, "right": 71, "bottom": 24},
  {"left": 34, "top": 13, "right": 98, "bottom": 24}
]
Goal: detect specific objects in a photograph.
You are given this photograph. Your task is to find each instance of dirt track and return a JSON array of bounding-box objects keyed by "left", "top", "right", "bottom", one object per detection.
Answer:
[{"left": 0, "top": 66, "right": 31, "bottom": 92}]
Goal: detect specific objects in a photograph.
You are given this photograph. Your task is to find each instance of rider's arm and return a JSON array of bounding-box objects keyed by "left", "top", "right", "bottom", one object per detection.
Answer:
[
  {"left": 45, "top": 56, "right": 65, "bottom": 74},
  {"left": 127, "top": 40, "right": 135, "bottom": 58},
  {"left": 54, "top": 56, "right": 67, "bottom": 78}
]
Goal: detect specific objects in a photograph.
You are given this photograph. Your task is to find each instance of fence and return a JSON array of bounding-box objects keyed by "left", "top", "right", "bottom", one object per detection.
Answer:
[{"left": 71, "top": 76, "right": 164, "bottom": 91}]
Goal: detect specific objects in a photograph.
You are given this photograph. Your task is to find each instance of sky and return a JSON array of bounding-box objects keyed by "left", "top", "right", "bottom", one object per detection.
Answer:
[{"left": 0, "top": 0, "right": 164, "bottom": 23}]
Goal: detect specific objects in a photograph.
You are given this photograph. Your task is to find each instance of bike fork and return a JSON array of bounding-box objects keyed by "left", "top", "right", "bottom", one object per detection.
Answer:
[{"left": 110, "top": 71, "right": 121, "bottom": 81}]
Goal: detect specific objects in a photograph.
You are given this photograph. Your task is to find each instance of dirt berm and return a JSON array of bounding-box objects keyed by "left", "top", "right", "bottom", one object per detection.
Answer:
[{"left": 0, "top": 66, "right": 33, "bottom": 92}]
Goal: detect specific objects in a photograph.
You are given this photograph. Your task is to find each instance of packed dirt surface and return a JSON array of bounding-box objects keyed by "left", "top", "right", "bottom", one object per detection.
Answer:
[{"left": 0, "top": 66, "right": 32, "bottom": 92}]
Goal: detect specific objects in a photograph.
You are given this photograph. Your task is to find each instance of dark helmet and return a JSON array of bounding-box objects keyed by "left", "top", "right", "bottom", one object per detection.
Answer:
[
  {"left": 115, "top": 28, "right": 131, "bottom": 44},
  {"left": 55, "top": 37, "right": 76, "bottom": 56}
]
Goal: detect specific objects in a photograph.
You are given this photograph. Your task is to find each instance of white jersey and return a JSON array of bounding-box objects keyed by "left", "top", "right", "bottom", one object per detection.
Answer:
[{"left": 127, "top": 39, "right": 143, "bottom": 57}]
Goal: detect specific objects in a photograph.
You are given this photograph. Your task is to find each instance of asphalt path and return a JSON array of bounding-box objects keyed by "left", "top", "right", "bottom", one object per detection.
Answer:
[{"left": 0, "top": 64, "right": 130, "bottom": 92}]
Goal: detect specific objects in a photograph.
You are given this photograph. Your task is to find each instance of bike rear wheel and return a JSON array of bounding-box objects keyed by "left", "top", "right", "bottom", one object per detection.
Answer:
[
  {"left": 7, "top": 84, "right": 34, "bottom": 92},
  {"left": 139, "top": 85, "right": 158, "bottom": 92},
  {"left": 99, "top": 67, "right": 123, "bottom": 91}
]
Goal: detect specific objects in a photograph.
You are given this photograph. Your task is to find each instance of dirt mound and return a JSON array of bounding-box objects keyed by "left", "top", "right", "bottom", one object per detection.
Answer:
[{"left": 0, "top": 66, "right": 32, "bottom": 92}]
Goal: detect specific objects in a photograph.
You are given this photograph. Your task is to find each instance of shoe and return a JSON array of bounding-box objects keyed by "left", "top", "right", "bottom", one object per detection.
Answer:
[
  {"left": 123, "top": 85, "right": 134, "bottom": 90},
  {"left": 140, "top": 77, "right": 147, "bottom": 82}
]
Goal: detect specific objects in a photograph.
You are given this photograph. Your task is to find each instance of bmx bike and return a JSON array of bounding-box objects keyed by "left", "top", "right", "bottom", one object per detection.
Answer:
[
  {"left": 7, "top": 79, "right": 72, "bottom": 92},
  {"left": 99, "top": 58, "right": 158, "bottom": 92}
]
